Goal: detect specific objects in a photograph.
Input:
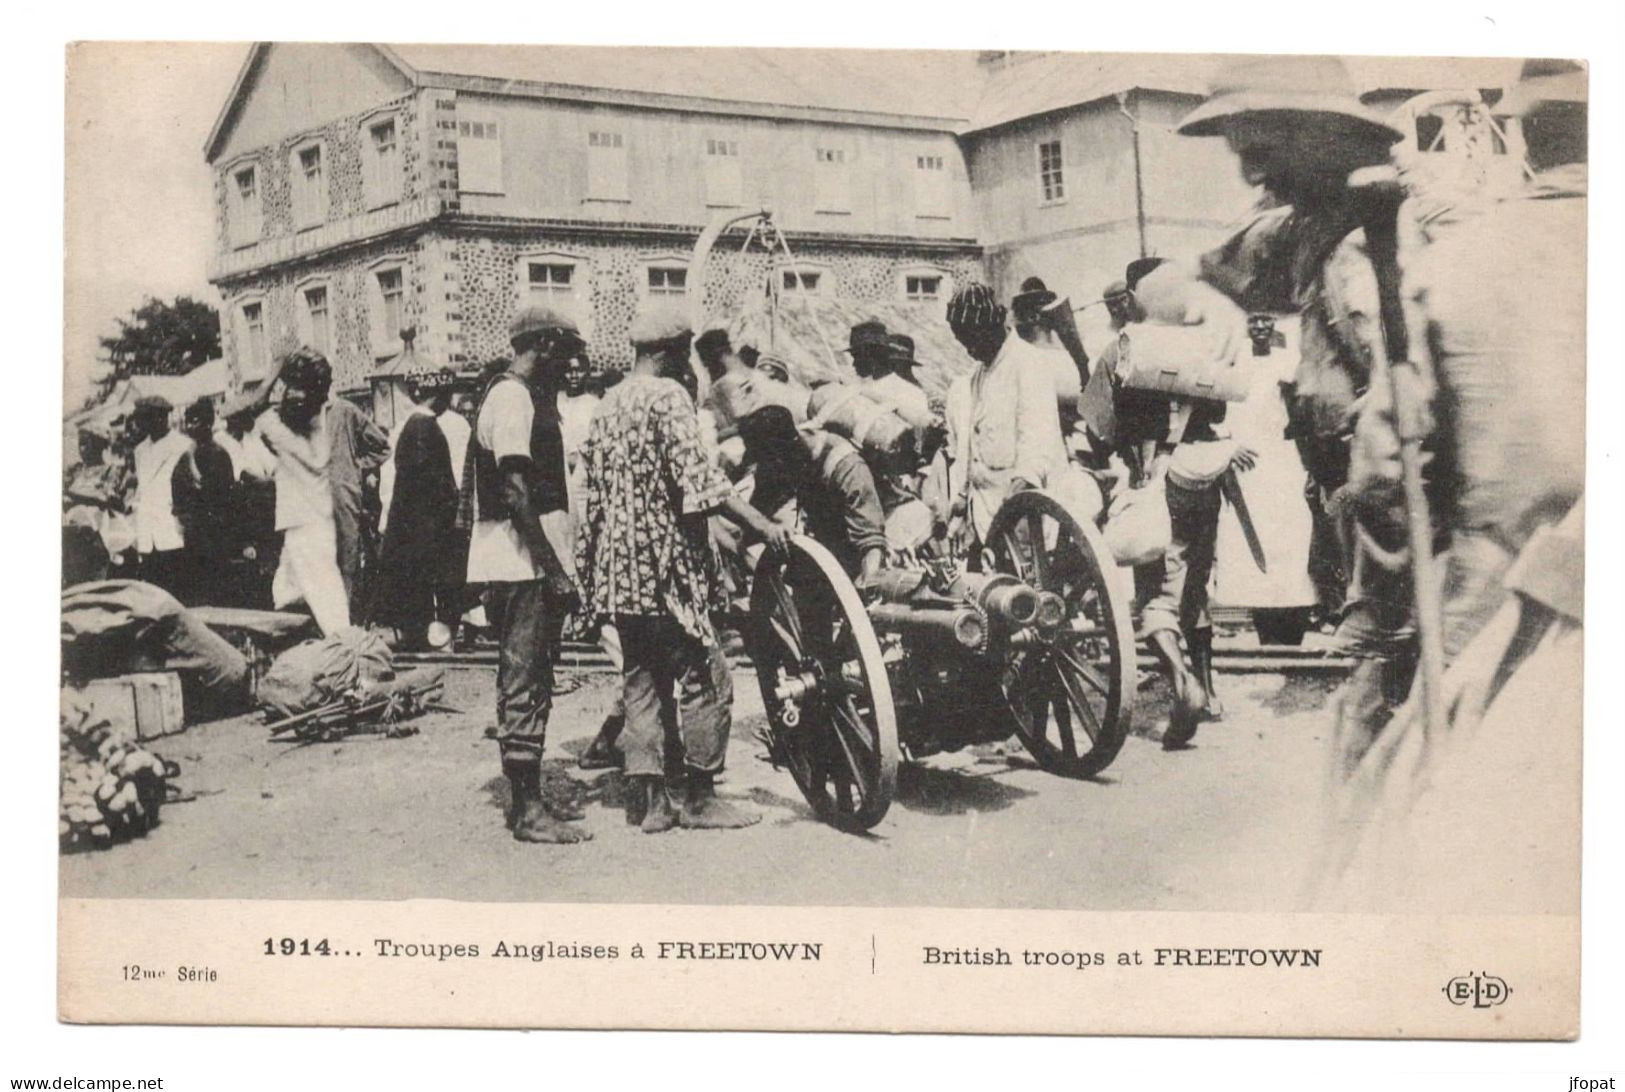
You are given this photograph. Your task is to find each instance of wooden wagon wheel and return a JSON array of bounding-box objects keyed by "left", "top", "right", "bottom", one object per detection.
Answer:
[
  {"left": 748, "top": 535, "right": 899, "bottom": 832},
  {"left": 986, "top": 489, "right": 1137, "bottom": 778}
]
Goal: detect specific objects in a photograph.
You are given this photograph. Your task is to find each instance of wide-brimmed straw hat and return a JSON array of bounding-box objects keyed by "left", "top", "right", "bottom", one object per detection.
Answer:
[{"left": 1178, "top": 55, "right": 1406, "bottom": 143}]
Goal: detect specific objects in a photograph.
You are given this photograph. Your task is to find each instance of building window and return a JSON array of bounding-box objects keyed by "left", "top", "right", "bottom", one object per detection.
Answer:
[
  {"left": 913, "top": 152, "right": 951, "bottom": 219},
  {"left": 897, "top": 267, "right": 954, "bottom": 314},
  {"left": 646, "top": 266, "right": 688, "bottom": 297},
  {"left": 517, "top": 252, "right": 592, "bottom": 335},
  {"left": 526, "top": 261, "right": 575, "bottom": 299},
  {"left": 299, "top": 283, "right": 332, "bottom": 355},
  {"left": 370, "top": 264, "right": 407, "bottom": 358},
  {"left": 703, "top": 137, "right": 743, "bottom": 207},
  {"left": 905, "top": 275, "right": 942, "bottom": 301},
  {"left": 291, "top": 142, "right": 328, "bottom": 229},
  {"left": 228, "top": 164, "right": 261, "bottom": 247},
  {"left": 781, "top": 267, "right": 825, "bottom": 296},
  {"left": 1038, "top": 139, "right": 1065, "bottom": 203},
  {"left": 457, "top": 115, "right": 504, "bottom": 195},
  {"left": 587, "top": 130, "right": 629, "bottom": 201},
  {"left": 813, "top": 147, "right": 850, "bottom": 213},
  {"left": 237, "top": 299, "right": 268, "bottom": 380},
  {"left": 363, "top": 116, "right": 402, "bottom": 209}
]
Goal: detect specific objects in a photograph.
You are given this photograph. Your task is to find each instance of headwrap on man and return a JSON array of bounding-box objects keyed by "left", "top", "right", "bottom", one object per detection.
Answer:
[
  {"left": 946, "top": 283, "right": 1006, "bottom": 334},
  {"left": 404, "top": 365, "right": 457, "bottom": 402}
]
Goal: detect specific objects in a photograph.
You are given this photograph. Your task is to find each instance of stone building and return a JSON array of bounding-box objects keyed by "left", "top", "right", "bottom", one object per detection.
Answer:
[
  {"left": 205, "top": 43, "right": 987, "bottom": 393},
  {"left": 206, "top": 45, "right": 1536, "bottom": 393}
]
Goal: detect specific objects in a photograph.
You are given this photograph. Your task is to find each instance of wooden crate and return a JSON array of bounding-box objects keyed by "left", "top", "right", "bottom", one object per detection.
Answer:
[{"left": 68, "top": 672, "right": 185, "bottom": 742}]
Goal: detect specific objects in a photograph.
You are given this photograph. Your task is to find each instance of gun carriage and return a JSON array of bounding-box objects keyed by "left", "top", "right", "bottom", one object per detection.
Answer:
[{"left": 745, "top": 489, "right": 1136, "bottom": 832}]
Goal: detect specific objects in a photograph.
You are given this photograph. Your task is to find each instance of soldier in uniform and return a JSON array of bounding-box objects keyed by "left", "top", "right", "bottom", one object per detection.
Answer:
[
  {"left": 1175, "top": 54, "right": 1414, "bottom": 776},
  {"left": 1100, "top": 258, "right": 1257, "bottom": 746},
  {"left": 1330, "top": 61, "right": 1587, "bottom": 906}
]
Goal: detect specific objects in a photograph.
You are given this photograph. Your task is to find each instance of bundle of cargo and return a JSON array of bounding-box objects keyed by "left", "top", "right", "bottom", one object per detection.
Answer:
[
  {"left": 59, "top": 688, "right": 177, "bottom": 852},
  {"left": 257, "top": 627, "right": 448, "bottom": 742},
  {"left": 803, "top": 382, "right": 926, "bottom": 477},
  {"left": 61, "top": 580, "right": 252, "bottom": 722},
  {"left": 1112, "top": 261, "right": 1251, "bottom": 403},
  {"left": 708, "top": 297, "right": 977, "bottom": 403}
]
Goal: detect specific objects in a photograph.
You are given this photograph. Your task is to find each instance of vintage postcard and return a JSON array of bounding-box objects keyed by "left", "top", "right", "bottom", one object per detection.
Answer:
[{"left": 59, "top": 41, "right": 1585, "bottom": 1036}]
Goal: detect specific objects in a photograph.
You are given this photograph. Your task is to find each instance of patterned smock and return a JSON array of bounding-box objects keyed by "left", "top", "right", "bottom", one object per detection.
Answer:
[{"left": 575, "top": 374, "right": 732, "bottom": 646}]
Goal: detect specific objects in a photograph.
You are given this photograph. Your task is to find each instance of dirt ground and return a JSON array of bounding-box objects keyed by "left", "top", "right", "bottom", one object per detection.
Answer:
[{"left": 60, "top": 664, "right": 1339, "bottom": 911}]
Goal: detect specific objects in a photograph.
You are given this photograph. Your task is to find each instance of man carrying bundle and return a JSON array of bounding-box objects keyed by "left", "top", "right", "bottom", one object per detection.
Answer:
[{"left": 1095, "top": 257, "right": 1258, "bottom": 746}]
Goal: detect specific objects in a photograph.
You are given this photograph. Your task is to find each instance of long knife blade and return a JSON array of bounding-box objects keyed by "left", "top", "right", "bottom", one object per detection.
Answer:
[{"left": 1219, "top": 467, "right": 1267, "bottom": 573}]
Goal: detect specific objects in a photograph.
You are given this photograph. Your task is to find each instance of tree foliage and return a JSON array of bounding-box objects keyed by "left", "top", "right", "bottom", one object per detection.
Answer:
[{"left": 98, "top": 296, "right": 222, "bottom": 379}]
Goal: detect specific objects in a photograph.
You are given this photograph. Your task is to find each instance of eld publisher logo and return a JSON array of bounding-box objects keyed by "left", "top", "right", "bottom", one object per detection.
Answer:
[{"left": 1442, "top": 972, "right": 1512, "bottom": 1008}]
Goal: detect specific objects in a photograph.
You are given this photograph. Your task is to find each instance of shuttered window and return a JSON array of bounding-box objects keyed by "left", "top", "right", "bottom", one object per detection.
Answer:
[
  {"left": 587, "top": 131, "right": 629, "bottom": 201},
  {"left": 813, "top": 147, "right": 850, "bottom": 213},
  {"left": 458, "top": 117, "right": 504, "bottom": 194}
]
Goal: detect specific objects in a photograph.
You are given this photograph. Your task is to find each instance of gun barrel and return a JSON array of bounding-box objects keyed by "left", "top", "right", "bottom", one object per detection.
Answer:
[
  {"left": 867, "top": 602, "right": 988, "bottom": 651},
  {"left": 949, "top": 573, "right": 1040, "bottom": 627}
]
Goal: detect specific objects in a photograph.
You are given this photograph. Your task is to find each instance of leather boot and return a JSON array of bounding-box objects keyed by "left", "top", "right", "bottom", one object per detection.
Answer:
[
  {"left": 679, "top": 769, "right": 761, "bottom": 830},
  {"left": 1189, "top": 627, "right": 1223, "bottom": 721},
  {"left": 1150, "top": 630, "right": 1205, "bottom": 750},
  {"left": 506, "top": 757, "right": 591, "bottom": 844}
]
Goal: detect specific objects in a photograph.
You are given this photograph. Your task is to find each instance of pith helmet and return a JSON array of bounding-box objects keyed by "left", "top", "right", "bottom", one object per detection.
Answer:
[{"left": 1178, "top": 54, "right": 1406, "bottom": 143}]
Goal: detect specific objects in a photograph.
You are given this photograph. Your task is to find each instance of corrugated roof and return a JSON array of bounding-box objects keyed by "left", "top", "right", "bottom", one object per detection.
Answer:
[{"left": 391, "top": 44, "right": 985, "bottom": 123}]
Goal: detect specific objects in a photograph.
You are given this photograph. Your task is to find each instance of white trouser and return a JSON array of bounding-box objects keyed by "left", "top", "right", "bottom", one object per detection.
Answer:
[{"left": 273, "top": 519, "right": 351, "bottom": 635}]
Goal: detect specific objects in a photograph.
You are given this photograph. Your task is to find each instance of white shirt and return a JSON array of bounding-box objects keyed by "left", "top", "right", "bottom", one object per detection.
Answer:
[
  {"left": 257, "top": 407, "right": 334, "bottom": 532},
  {"left": 557, "top": 390, "right": 601, "bottom": 513},
  {"left": 216, "top": 427, "right": 275, "bottom": 481},
  {"left": 132, "top": 430, "right": 192, "bottom": 553},
  {"left": 945, "top": 334, "right": 1069, "bottom": 539},
  {"left": 466, "top": 379, "right": 575, "bottom": 584},
  {"left": 438, "top": 408, "right": 471, "bottom": 490},
  {"left": 866, "top": 372, "right": 933, "bottom": 426}
]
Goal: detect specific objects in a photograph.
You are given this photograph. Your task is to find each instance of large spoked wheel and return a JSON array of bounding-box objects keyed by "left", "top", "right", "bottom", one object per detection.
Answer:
[
  {"left": 986, "top": 489, "right": 1137, "bottom": 778},
  {"left": 748, "top": 536, "right": 900, "bottom": 832}
]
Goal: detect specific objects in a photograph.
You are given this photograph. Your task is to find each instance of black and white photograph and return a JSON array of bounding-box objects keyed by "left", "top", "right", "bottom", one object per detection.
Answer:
[{"left": 50, "top": 33, "right": 1599, "bottom": 1041}]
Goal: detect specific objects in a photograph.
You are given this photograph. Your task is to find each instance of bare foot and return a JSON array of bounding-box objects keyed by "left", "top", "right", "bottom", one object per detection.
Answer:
[{"left": 513, "top": 802, "right": 592, "bottom": 844}]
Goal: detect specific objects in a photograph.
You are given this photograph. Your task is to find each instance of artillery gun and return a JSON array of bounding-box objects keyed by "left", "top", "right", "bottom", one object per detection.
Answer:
[{"left": 745, "top": 489, "right": 1136, "bottom": 832}]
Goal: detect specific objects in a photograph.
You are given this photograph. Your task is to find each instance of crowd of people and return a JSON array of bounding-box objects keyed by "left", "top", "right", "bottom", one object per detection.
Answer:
[{"left": 62, "top": 55, "right": 1586, "bottom": 870}]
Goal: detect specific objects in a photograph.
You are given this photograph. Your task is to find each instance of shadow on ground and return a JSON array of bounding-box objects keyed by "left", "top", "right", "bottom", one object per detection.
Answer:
[{"left": 894, "top": 761, "right": 1037, "bottom": 815}]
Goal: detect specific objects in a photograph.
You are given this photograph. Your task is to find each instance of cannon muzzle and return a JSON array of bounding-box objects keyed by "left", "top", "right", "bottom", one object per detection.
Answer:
[
  {"left": 949, "top": 573, "right": 1040, "bottom": 628},
  {"left": 867, "top": 602, "right": 988, "bottom": 651},
  {"left": 1034, "top": 591, "right": 1067, "bottom": 630}
]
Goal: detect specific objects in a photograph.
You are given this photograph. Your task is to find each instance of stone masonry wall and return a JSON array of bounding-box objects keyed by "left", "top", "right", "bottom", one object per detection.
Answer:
[
  {"left": 220, "top": 238, "right": 429, "bottom": 392},
  {"left": 448, "top": 229, "right": 985, "bottom": 375},
  {"left": 212, "top": 89, "right": 435, "bottom": 261}
]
